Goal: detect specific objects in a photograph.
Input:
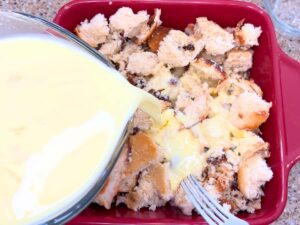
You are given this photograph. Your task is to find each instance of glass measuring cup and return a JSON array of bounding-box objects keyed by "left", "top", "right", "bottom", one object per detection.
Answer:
[{"left": 0, "top": 10, "right": 159, "bottom": 225}]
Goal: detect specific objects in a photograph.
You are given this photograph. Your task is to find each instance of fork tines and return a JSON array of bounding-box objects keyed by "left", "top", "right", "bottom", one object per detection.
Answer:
[{"left": 181, "top": 175, "right": 248, "bottom": 225}]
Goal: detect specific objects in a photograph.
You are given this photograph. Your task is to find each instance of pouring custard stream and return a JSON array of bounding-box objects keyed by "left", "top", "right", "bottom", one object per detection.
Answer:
[{"left": 0, "top": 35, "right": 161, "bottom": 224}]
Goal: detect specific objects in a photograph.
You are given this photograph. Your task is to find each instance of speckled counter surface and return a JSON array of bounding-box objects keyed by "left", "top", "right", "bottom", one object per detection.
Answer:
[{"left": 1, "top": 0, "right": 299, "bottom": 224}]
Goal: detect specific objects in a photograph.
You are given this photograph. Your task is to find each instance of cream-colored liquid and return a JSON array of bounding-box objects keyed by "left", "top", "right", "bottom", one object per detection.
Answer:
[
  {"left": 0, "top": 35, "right": 160, "bottom": 225},
  {"left": 149, "top": 110, "right": 248, "bottom": 190}
]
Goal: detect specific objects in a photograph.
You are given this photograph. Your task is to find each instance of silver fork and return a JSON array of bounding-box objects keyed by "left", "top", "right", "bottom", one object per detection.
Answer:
[{"left": 181, "top": 175, "right": 249, "bottom": 225}]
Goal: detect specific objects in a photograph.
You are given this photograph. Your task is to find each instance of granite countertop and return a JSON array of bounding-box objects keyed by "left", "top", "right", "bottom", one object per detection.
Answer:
[{"left": 0, "top": 0, "right": 299, "bottom": 224}]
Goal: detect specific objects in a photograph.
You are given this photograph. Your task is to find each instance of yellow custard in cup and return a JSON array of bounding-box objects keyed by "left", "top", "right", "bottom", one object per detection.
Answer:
[{"left": 0, "top": 35, "right": 160, "bottom": 225}]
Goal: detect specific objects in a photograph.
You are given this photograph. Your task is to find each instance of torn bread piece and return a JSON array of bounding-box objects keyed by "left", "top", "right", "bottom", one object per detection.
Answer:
[
  {"left": 229, "top": 92, "right": 271, "bottom": 130},
  {"left": 118, "top": 174, "right": 138, "bottom": 193},
  {"left": 94, "top": 142, "right": 129, "bottom": 209},
  {"left": 145, "top": 64, "right": 181, "bottom": 101},
  {"left": 184, "top": 23, "right": 195, "bottom": 36},
  {"left": 182, "top": 95, "right": 208, "bottom": 124},
  {"left": 216, "top": 77, "right": 263, "bottom": 97},
  {"left": 240, "top": 141, "right": 270, "bottom": 161},
  {"left": 110, "top": 42, "right": 142, "bottom": 72},
  {"left": 187, "top": 58, "right": 226, "bottom": 87},
  {"left": 201, "top": 153, "right": 237, "bottom": 198},
  {"left": 75, "top": 13, "right": 109, "bottom": 48},
  {"left": 175, "top": 92, "right": 209, "bottom": 127},
  {"left": 136, "top": 8, "right": 162, "bottom": 45},
  {"left": 126, "top": 132, "right": 162, "bottom": 175},
  {"left": 117, "top": 163, "right": 171, "bottom": 211},
  {"left": 238, "top": 146, "right": 273, "bottom": 199},
  {"left": 131, "top": 109, "right": 153, "bottom": 132},
  {"left": 179, "top": 71, "right": 209, "bottom": 98},
  {"left": 145, "top": 163, "right": 171, "bottom": 200},
  {"left": 157, "top": 30, "right": 204, "bottom": 67},
  {"left": 110, "top": 132, "right": 164, "bottom": 209},
  {"left": 127, "top": 51, "right": 159, "bottom": 76},
  {"left": 109, "top": 7, "right": 149, "bottom": 38},
  {"left": 224, "top": 50, "right": 253, "bottom": 76},
  {"left": 194, "top": 17, "right": 234, "bottom": 55},
  {"left": 172, "top": 186, "right": 194, "bottom": 215},
  {"left": 98, "top": 32, "right": 123, "bottom": 58},
  {"left": 200, "top": 50, "right": 226, "bottom": 65},
  {"left": 148, "top": 26, "right": 171, "bottom": 53},
  {"left": 235, "top": 23, "right": 262, "bottom": 47},
  {"left": 175, "top": 91, "right": 195, "bottom": 111}
]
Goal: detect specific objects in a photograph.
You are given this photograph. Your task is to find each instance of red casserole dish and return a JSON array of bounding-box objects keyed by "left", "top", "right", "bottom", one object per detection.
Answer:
[{"left": 53, "top": 0, "right": 300, "bottom": 224}]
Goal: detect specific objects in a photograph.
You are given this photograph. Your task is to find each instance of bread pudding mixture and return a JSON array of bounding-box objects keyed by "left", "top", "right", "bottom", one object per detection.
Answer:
[{"left": 76, "top": 7, "right": 273, "bottom": 214}]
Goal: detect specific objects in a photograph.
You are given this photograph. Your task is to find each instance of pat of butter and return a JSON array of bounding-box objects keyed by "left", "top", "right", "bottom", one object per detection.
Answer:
[{"left": 149, "top": 109, "right": 205, "bottom": 189}]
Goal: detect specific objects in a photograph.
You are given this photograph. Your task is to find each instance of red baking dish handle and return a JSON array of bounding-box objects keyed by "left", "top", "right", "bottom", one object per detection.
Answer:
[{"left": 278, "top": 47, "right": 300, "bottom": 172}]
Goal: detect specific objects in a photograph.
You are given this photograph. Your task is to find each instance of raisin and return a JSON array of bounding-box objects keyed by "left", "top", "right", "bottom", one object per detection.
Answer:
[
  {"left": 182, "top": 43, "right": 195, "bottom": 51},
  {"left": 148, "top": 89, "right": 170, "bottom": 101},
  {"left": 231, "top": 174, "right": 239, "bottom": 190},
  {"left": 95, "top": 43, "right": 103, "bottom": 50},
  {"left": 136, "top": 79, "right": 146, "bottom": 89},
  {"left": 131, "top": 127, "right": 140, "bottom": 135},
  {"left": 169, "top": 78, "right": 178, "bottom": 85},
  {"left": 229, "top": 145, "right": 237, "bottom": 151},
  {"left": 206, "top": 154, "right": 226, "bottom": 165},
  {"left": 204, "top": 146, "right": 210, "bottom": 152},
  {"left": 227, "top": 84, "right": 235, "bottom": 95}
]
